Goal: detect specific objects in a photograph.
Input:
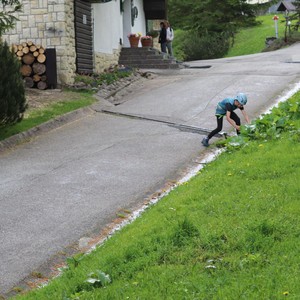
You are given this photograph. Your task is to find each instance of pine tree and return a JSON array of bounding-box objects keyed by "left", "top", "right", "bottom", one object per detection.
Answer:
[
  {"left": 0, "top": 41, "right": 26, "bottom": 126},
  {"left": 291, "top": 0, "right": 300, "bottom": 31}
]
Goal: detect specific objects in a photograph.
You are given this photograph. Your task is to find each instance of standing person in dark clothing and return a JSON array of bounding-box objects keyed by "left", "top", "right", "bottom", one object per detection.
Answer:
[
  {"left": 159, "top": 21, "right": 167, "bottom": 53},
  {"left": 202, "top": 93, "right": 250, "bottom": 147}
]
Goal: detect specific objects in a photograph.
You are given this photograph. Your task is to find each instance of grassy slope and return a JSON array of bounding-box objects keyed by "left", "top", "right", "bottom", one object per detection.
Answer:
[
  {"left": 226, "top": 15, "right": 286, "bottom": 57},
  {"left": 15, "top": 92, "right": 300, "bottom": 299},
  {"left": 0, "top": 90, "right": 95, "bottom": 141}
]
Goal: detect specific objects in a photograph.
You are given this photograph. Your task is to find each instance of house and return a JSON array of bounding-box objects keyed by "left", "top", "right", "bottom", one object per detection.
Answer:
[
  {"left": 276, "top": 0, "right": 296, "bottom": 12},
  {"left": 267, "top": 0, "right": 296, "bottom": 13},
  {"left": 1, "top": 0, "right": 166, "bottom": 85}
]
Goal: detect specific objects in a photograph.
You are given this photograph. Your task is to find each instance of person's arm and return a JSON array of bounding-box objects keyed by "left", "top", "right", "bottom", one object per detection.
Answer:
[
  {"left": 159, "top": 30, "right": 162, "bottom": 43},
  {"left": 226, "top": 111, "right": 239, "bottom": 130},
  {"left": 166, "top": 28, "right": 170, "bottom": 41},
  {"left": 163, "top": 28, "right": 167, "bottom": 40},
  {"left": 241, "top": 109, "right": 250, "bottom": 124},
  {"left": 170, "top": 29, "right": 174, "bottom": 41}
]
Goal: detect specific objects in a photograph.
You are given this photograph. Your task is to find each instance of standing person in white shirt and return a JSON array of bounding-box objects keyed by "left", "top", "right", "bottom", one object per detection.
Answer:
[{"left": 166, "top": 21, "right": 174, "bottom": 57}]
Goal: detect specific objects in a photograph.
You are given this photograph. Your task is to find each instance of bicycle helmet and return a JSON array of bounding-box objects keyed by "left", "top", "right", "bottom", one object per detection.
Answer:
[{"left": 236, "top": 93, "right": 247, "bottom": 105}]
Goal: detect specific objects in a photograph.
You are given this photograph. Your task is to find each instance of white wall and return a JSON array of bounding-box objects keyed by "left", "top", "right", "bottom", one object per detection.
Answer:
[
  {"left": 123, "top": 0, "right": 146, "bottom": 47},
  {"left": 93, "top": 0, "right": 147, "bottom": 51},
  {"left": 93, "top": 1, "right": 122, "bottom": 54}
]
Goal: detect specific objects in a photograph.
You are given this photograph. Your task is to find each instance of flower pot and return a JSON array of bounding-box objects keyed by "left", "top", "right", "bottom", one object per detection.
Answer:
[
  {"left": 128, "top": 36, "right": 140, "bottom": 48},
  {"left": 141, "top": 39, "right": 152, "bottom": 48}
]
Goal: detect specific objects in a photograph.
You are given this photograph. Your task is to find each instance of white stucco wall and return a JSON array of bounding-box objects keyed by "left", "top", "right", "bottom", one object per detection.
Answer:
[
  {"left": 93, "top": 1, "right": 122, "bottom": 54},
  {"left": 122, "top": 0, "right": 146, "bottom": 47}
]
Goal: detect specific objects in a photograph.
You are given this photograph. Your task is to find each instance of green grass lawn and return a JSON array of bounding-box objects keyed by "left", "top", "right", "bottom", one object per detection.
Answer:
[
  {"left": 0, "top": 90, "right": 95, "bottom": 141},
  {"left": 173, "top": 15, "right": 294, "bottom": 61},
  {"left": 12, "top": 91, "right": 300, "bottom": 299},
  {"left": 226, "top": 14, "right": 288, "bottom": 57}
]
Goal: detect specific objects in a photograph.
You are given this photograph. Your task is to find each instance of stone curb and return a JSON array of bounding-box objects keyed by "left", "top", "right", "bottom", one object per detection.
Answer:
[{"left": 0, "top": 106, "right": 94, "bottom": 155}]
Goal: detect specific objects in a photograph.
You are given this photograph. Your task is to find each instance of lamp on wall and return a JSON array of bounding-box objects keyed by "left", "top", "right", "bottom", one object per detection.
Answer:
[{"left": 120, "top": 0, "right": 124, "bottom": 12}]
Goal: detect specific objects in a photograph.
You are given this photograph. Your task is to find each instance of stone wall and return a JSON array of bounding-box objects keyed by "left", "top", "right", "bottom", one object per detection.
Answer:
[
  {"left": 94, "top": 49, "right": 121, "bottom": 73},
  {"left": 1, "top": 0, "right": 76, "bottom": 85}
]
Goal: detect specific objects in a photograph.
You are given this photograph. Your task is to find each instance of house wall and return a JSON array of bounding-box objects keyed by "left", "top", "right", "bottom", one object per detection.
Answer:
[
  {"left": 1, "top": 0, "right": 149, "bottom": 84},
  {"left": 93, "top": 1, "right": 122, "bottom": 73},
  {"left": 1, "top": 0, "right": 76, "bottom": 85},
  {"left": 93, "top": 0, "right": 147, "bottom": 72},
  {"left": 122, "top": 0, "right": 147, "bottom": 47}
]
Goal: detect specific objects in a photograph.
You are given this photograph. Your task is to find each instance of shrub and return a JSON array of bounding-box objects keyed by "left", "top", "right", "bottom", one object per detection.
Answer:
[
  {"left": 0, "top": 41, "right": 26, "bottom": 126},
  {"left": 180, "top": 31, "right": 230, "bottom": 61}
]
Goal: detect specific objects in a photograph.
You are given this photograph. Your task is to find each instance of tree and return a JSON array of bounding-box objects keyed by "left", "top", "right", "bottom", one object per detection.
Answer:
[
  {"left": 0, "top": 41, "right": 26, "bottom": 126},
  {"left": 0, "top": 0, "right": 22, "bottom": 36},
  {"left": 291, "top": 0, "right": 300, "bottom": 31},
  {"left": 169, "top": 0, "right": 256, "bottom": 35},
  {"left": 0, "top": 1, "right": 26, "bottom": 126},
  {"left": 168, "top": 0, "right": 257, "bottom": 59}
]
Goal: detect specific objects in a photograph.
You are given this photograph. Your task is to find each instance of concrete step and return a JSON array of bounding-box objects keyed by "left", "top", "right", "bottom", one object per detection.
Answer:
[
  {"left": 119, "top": 47, "right": 182, "bottom": 70},
  {"left": 119, "top": 58, "right": 176, "bottom": 65},
  {"left": 119, "top": 57, "right": 177, "bottom": 63},
  {"left": 121, "top": 47, "right": 159, "bottom": 53},
  {"left": 123, "top": 63, "right": 181, "bottom": 69},
  {"left": 119, "top": 53, "right": 168, "bottom": 59}
]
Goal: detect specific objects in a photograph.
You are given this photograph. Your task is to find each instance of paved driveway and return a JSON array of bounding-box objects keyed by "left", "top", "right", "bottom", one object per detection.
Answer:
[{"left": 0, "top": 44, "right": 300, "bottom": 295}]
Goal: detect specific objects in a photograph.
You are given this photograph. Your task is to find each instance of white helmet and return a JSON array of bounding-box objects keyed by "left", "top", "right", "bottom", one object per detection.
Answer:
[{"left": 236, "top": 93, "right": 247, "bottom": 105}]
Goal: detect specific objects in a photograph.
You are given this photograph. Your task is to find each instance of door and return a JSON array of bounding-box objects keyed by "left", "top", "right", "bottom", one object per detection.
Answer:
[{"left": 74, "top": 0, "right": 93, "bottom": 73}]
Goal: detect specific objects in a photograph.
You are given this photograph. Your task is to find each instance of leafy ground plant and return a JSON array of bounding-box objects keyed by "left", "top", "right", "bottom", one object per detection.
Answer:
[
  {"left": 12, "top": 91, "right": 300, "bottom": 299},
  {"left": 220, "top": 90, "right": 300, "bottom": 149},
  {"left": 74, "top": 67, "right": 133, "bottom": 88}
]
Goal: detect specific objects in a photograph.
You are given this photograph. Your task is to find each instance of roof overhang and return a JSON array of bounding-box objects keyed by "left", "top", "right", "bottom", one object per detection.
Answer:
[
  {"left": 144, "top": 0, "right": 167, "bottom": 20},
  {"left": 277, "top": 1, "right": 296, "bottom": 11},
  {"left": 82, "top": 0, "right": 113, "bottom": 3}
]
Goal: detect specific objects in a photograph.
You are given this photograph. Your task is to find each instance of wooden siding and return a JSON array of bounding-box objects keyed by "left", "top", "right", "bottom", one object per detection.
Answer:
[
  {"left": 74, "top": 0, "right": 93, "bottom": 73},
  {"left": 144, "top": 0, "right": 167, "bottom": 20}
]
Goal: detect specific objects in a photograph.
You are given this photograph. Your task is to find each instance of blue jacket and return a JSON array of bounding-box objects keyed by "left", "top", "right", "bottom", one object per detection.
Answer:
[{"left": 215, "top": 97, "right": 242, "bottom": 116}]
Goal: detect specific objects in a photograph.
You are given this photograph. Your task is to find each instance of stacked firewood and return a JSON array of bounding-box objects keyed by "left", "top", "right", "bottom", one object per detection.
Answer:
[{"left": 13, "top": 41, "right": 47, "bottom": 90}]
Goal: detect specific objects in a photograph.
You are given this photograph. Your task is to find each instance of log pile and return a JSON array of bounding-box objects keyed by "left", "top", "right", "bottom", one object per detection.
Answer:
[{"left": 13, "top": 41, "right": 48, "bottom": 90}]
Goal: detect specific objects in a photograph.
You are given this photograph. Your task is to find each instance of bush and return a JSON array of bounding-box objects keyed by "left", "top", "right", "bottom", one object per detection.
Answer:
[
  {"left": 178, "top": 31, "right": 230, "bottom": 61},
  {"left": 0, "top": 41, "right": 26, "bottom": 126}
]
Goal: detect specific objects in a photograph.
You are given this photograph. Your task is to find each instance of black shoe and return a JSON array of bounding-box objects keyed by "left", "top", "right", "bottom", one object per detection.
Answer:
[{"left": 201, "top": 137, "right": 209, "bottom": 147}]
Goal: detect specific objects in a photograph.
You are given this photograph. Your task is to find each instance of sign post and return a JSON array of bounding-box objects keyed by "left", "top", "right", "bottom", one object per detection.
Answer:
[{"left": 272, "top": 15, "right": 279, "bottom": 38}]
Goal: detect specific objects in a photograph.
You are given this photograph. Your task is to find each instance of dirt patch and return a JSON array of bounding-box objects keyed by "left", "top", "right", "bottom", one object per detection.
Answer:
[
  {"left": 25, "top": 88, "right": 85, "bottom": 112},
  {"left": 24, "top": 71, "right": 155, "bottom": 113}
]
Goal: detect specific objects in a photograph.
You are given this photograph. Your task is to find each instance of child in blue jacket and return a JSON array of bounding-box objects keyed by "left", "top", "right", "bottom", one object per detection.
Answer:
[{"left": 202, "top": 93, "right": 250, "bottom": 147}]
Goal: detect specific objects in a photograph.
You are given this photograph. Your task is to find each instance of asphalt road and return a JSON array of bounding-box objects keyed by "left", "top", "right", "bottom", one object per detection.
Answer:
[{"left": 1, "top": 44, "right": 300, "bottom": 295}]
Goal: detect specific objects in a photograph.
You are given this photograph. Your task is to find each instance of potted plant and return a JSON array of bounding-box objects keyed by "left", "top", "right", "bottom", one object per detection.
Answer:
[
  {"left": 147, "top": 30, "right": 159, "bottom": 39},
  {"left": 127, "top": 33, "right": 141, "bottom": 48},
  {"left": 141, "top": 35, "right": 153, "bottom": 47}
]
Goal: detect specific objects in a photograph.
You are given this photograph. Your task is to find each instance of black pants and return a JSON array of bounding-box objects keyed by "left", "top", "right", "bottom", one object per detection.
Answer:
[{"left": 208, "top": 112, "right": 240, "bottom": 140}]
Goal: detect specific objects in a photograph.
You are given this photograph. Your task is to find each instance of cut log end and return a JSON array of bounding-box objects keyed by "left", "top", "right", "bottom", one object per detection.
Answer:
[
  {"left": 29, "top": 45, "right": 37, "bottom": 52},
  {"left": 16, "top": 50, "right": 24, "bottom": 57},
  {"left": 37, "top": 81, "right": 47, "bottom": 90},
  {"left": 23, "top": 53, "right": 35, "bottom": 65},
  {"left": 20, "top": 65, "right": 32, "bottom": 77},
  {"left": 24, "top": 77, "right": 34, "bottom": 88},
  {"left": 33, "top": 74, "right": 41, "bottom": 82},
  {"left": 22, "top": 46, "right": 29, "bottom": 54},
  {"left": 15, "top": 41, "right": 48, "bottom": 90},
  {"left": 32, "top": 62, "right": 46, "bottom": 75},
  {"left": 37, "top": 53, "right": 46, "bottom": 63}
]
